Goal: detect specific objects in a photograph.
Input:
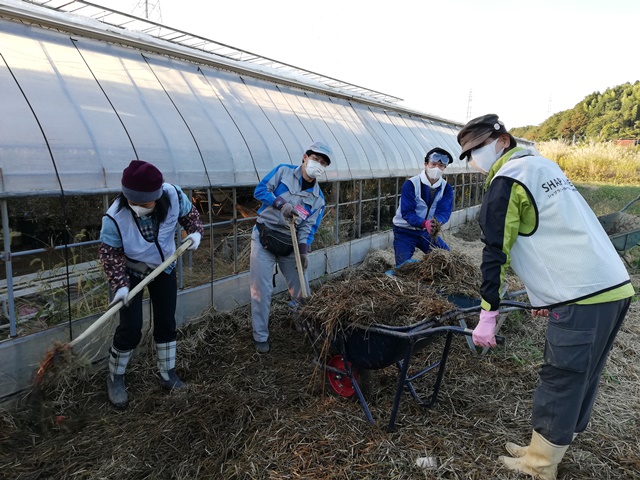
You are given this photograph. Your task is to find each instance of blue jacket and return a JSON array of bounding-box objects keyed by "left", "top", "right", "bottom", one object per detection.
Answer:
[
  {"left": 393, "top": 174, "right": 453, "bottom": 230},
  {"left": 254, "top": 164, "right": 325, "bottom": 248}
]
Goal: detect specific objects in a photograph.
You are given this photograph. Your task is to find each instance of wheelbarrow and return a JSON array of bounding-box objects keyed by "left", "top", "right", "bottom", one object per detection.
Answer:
[
  {"left": 321, "top": 299, "right": 530, "bottom": 432},
  {"left": 598, "top": 194, "right": 640, "bottom": 268}
]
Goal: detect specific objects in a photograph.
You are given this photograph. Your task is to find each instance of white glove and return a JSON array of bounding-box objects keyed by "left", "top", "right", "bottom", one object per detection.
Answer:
[
  {"left": 110, "top": 286, "right": 130, "bottom": 308},
  {"left": 183, "top": 232, "right": 201, "bottom": 251}
]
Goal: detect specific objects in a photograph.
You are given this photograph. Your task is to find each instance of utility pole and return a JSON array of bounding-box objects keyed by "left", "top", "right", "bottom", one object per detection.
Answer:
[
  {"left": 466, "top": 89, "right": 473, "bottom": 121},
  {"left": 132, "top": 0, "right": 162, "bottom": 22}
]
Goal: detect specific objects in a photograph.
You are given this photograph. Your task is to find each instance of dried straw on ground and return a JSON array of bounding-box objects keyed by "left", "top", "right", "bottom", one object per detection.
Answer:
[{"left": 1, "top": 229, "right": 639, "bottom": 480}]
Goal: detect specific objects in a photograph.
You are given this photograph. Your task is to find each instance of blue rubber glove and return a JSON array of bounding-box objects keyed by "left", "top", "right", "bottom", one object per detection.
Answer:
[{"left": 472, "top": 310, "right": 499, "bottom": 348}]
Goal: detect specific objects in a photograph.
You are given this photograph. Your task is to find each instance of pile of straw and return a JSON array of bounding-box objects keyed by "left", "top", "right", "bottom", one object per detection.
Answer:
[
  {"left": 396, "top": 248, "right": 481, "bottom": 296},
  {"left": 299, "top": 272, "right": 455, "bottom": 330}
]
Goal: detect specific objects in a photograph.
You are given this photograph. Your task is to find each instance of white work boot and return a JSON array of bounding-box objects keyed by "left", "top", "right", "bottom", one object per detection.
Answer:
[
  {"left": 505, "top": 440, "right": 528, "bottom": 458},
  {"left": 107, "top": 346, "right": 132, "bottom": 409},
  {"left": 156, "top": 341, "right": 185, "bottom": 390},
  {"left": 507, "top": 432, "right": 577, "bottom": 458},
  {"left": 500, "top": 430, "right": 569, "bottom": 480}
]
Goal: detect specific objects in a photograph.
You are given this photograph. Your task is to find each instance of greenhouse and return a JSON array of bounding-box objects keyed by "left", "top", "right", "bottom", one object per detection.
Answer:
[{"left": 0, "top": 0, "right": 530, "bottom": 403}]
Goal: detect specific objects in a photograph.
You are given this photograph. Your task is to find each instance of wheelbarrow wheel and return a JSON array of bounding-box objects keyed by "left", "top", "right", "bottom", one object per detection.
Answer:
[{"left": 325, "top": 355, "right": 373, "bottom": 400}]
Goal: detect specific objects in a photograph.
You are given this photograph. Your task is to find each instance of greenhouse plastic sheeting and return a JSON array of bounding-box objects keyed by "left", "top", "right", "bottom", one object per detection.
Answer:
[{"left": 0, "top": 15, "right": 476, "bottom": 198}]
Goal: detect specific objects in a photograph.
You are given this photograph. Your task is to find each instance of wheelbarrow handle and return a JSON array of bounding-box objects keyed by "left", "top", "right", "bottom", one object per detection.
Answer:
[
  {"left": 620, "top": 193, "right": 640, "bottom": 213},
  {"left": 443, "top": 300, "right": 531, "bottom": 318},
  {"left": 462, "top": 328, "right": 505, "bottom": 346}
]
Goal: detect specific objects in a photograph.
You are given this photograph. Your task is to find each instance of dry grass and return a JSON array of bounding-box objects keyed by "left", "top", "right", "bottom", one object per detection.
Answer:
[
  {"left": 0, "top": 231, "right": 638, "bottom": 480},
  {"left": 537, "top": 140, "right": 640, "bottom": 185}
]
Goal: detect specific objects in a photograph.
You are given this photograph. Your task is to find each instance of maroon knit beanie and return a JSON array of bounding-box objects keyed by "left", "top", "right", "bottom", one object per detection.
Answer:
[{"left": 121, "top": 160, "right": 164, "bottom": 203}]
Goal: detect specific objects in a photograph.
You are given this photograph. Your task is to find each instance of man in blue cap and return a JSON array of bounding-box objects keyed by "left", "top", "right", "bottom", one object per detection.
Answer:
[
  {"left": 391, "top": 147, "right": 454, "bottom": 267},
  {"left": 250, "top": 141, "right": 331, "bottom": 353}
]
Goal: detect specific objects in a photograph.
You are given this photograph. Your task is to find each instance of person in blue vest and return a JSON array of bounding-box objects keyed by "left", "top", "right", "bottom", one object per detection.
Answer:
[
  {"left": 391, "top": 148, "right": 454, "bottom": 267},
  {"left": 99, "top": 160, "right": 203, "bottom": 409},
  {"left": 457, "top": 114, "right": 634, "bottom": 479},
  {"left": 250, "top": 141, "right": 331, "bottom": 353}
]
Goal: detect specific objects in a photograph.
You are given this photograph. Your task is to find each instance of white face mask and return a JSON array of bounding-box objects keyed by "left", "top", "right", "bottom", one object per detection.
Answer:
[
  {"left": 426, "top": 167, "right": 443, "bottom": 181},
  {"left": 305, "top": 159, "right": 326, "bottom": 179},
  {"left": 129, "top": 204, "right": 155, "bottom": 217},
  {"left": 469, "top": 138, "right": 504, "bottom": 174}
]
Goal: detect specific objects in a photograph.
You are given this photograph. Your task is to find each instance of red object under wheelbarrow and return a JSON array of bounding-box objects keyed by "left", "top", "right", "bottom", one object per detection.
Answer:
[{"left": 320, "top": 299, "right": 530, "bottom": 432}]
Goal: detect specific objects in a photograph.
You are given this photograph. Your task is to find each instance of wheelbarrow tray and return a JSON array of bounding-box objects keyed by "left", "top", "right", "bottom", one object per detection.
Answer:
[
  {"left": 339, "top": 299, "right": 523, "bottom": 370},
  {"left": 340, "top": 318, "right": 440, "bottom": 370},
  {"left": 598, "top": 194, "right": 640, "bottom": 257},
  {"left": 598, "top": 211, "right": 640, "bottom": 252}
]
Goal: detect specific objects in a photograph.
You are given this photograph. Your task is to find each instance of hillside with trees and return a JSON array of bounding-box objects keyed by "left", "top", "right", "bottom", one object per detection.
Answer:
[{"left": 510, "top": 81, "right": 640, "bottom": 143}]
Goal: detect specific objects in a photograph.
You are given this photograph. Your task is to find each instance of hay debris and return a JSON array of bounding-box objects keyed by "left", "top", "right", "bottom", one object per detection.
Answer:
[
  {"left": 429, "top": 218, "right": 442, "bottom": 241},
  {"left": 299, "top": 272, "right": 454, "bottom": 331},
  {"left": 395, "top": 248, "right": 481, "bottom": 296},
  {"left": 1, "top": 240, "right": 638, "bottom": 480}
]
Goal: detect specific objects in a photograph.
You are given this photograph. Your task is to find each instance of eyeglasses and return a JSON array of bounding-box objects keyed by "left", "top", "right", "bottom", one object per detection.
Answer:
[
  {"left": 308, "top": 154, "right": 329, "bottom": 167},
  {"left": 426, "top": 152, "right": 451, "bottom": 166}
]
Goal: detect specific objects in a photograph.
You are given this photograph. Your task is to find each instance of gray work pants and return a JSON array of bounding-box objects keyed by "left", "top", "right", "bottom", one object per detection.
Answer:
[
  {"left": 250, "top": 227, "right": 307, "bottom": 342},
  {"left": 532, "top": 298, "right": 630, "bottom": 445}
]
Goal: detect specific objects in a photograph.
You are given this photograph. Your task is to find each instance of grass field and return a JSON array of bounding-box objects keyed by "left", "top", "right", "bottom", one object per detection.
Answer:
[{"left": 538, "top": 140, "right": 640, "bottom": 187}]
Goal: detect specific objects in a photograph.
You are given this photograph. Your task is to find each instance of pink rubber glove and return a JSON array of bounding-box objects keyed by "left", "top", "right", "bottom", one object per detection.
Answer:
[
  {"left": 473, "top": 310, "right": 499, "bottom": 348},
  {"left": 422, "top": 219, "right": 433, "bottom": 234}
]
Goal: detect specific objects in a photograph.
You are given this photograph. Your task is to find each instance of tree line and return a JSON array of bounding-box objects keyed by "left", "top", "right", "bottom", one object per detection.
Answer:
[{"left": 510, "top": 81, "right": 640, "bottom": 143}]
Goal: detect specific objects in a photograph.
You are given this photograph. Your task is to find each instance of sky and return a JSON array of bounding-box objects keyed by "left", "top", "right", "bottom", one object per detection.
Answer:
[{"left": 96, "top": 0, "right": 639, "bottom": 129}]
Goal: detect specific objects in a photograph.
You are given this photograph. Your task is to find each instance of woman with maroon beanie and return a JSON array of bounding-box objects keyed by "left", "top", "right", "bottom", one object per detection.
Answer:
[{"left": 99, "top": 160, "right": 203, "bottom": 409}]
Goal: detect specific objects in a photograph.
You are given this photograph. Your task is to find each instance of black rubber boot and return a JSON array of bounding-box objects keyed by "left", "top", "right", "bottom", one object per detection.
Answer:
[
  {"left": 254, "top": 340, "right": 270, "bottom": 353},
  {"left": 157, "top": 368, "right": 186, "bottom": 391},
  {"left": 107, "top": 373, "right": 128, "bottom": 409}
]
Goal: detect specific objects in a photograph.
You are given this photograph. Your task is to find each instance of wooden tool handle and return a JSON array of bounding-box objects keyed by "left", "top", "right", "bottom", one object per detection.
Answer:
[
  {"left": 69, "top": 238, "right": 193, "bottom": 349},
  {"left": 289, "top": 220, "right": 309, "bottom": 299}
]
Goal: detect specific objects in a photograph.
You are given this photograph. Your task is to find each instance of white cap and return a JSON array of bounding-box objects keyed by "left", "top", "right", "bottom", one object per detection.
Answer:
[{"left": 308, "top": 140, "right": 332, "bottom": 165}]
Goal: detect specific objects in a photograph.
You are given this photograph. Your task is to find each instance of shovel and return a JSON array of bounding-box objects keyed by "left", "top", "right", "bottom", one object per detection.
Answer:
[
  {"left": 35, "top": 237, "right": 194, "bottom": 382},
  {"left": 289, "top": 218, "right": 308, "bottom": 299},
  {"left": 289, "top": 218, "right": 316, "bottom": 338}
]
